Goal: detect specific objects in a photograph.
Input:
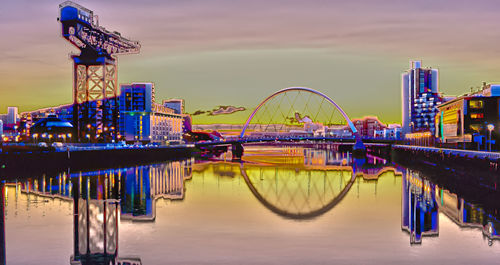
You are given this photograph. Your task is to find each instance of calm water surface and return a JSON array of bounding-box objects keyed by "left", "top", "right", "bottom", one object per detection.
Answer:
[{"left": 2, "top": 145, "right": 500, "bottom": 264}]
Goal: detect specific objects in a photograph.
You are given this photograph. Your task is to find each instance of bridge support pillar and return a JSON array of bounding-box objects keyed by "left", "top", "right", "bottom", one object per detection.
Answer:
[
  {"left": 232, "top": 143, "right": 244, "bottom": 161},
  {"left": 352, "top": 133, "right": 366, "bottom": 158}
]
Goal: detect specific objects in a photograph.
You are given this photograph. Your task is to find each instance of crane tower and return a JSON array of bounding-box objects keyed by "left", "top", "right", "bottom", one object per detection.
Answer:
[{"left": 58, "top": 1, "right": 140, "bottom": 142}]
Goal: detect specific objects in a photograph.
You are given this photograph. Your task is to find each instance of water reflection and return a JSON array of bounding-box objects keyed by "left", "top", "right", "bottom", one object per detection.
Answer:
[
  {"left": 240, "top": 164, "right": 356, "bottom": 219},
  {"left": 3, "top": 159, "right": 193, "bottom": 264},
  {"left": 0, "top": 182, "right": 5, "bottom": 265},
  {"left": 120, "top": 161, "right": 193, "bottom": 221},
  {"left": 402, "top": 168, "right": 500, "bottom": 245},
  {"left": 1, "top": 145, "right": 500, "bottom": 263},
  {"left": 401, "top": 170, "right": 439, "bottom": 244},
  {"left": 239, "top": 146, "right": 400, "bottom": 219}
]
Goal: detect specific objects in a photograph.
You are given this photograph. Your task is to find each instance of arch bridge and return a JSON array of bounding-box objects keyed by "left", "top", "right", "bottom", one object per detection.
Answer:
[{"left": 195, "top": 87, "right": 365, "bottom": 154}]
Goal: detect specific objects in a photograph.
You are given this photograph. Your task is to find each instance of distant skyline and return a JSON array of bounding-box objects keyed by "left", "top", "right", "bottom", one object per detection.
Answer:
[{"left": 2, "top": 0, "right": 500, "bottom": 124}]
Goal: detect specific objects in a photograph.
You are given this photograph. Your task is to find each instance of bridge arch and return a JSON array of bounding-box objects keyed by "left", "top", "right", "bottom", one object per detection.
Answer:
[{"left": 239, "top": 87, "right": 359, "bottom": 140}]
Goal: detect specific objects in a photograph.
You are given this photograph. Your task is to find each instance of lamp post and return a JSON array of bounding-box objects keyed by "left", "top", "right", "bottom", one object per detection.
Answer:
[
  {"left": 409, "top": 122, "right": 415, "bottom": 145},
  {"left": 487, "top": 124, "right": 494, "bottom": 152}
]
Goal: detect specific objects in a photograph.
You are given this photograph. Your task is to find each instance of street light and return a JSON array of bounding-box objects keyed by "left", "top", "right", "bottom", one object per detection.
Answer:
[{"left": 487, "top": 124, "right": 494, "bottom": 152}]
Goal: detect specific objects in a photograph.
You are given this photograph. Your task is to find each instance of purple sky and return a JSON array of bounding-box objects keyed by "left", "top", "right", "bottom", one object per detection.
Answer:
[{"left": 1, "top": 0, "right": 500, "bottom": 123}]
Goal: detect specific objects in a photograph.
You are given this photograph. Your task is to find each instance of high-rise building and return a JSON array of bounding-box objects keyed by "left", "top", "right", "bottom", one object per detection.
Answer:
[
  {"left": 401, "top": 61, "right": 442, "bottom": 136},
  {"left": 7, "top": 107, "right": 18, "bottom": 125},
  {"left": 119, "top": 83, "right": 184, "bottom": 143}
]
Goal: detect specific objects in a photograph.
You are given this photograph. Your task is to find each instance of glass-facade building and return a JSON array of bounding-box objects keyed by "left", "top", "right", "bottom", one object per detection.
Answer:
[
  {"left": 119, "top": 83, "right": 184, "bottom": 143},
  {"left": 402, "top": 61, "right": 443, "bottom": 136}
]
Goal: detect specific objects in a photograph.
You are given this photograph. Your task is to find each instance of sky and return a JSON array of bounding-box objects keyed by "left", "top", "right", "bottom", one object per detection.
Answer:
[{"left": 1, "top": 0, "right": 500, "bottom": 124}]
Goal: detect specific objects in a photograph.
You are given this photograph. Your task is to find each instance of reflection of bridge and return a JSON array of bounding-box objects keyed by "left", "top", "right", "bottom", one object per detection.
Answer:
[
  {"left": 240, "top": 164, "right": 357, "bottom": 219},
  {"left": 200, "top": 144, "right": 399, "bottom": 219},
  {"left": 239, "top": 163, "right": 402, "bottom": 220}
]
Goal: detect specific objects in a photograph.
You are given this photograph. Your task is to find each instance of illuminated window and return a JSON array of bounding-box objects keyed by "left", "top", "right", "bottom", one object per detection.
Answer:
[
  {"left": 470, "top": 100, "right": 483, "bottom": 109},
  {"left": 470, "top": 113, "right": 484, "bottom": 119}
]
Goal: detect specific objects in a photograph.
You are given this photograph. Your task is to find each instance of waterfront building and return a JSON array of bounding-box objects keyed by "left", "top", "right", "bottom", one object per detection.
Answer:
[
  {"left": 119, "top": 83, "right": 184, "bottom": 143},
  {"left": 163, "top": 99, "right": 184, "bottom": 114},
  {"left": 435, "top": 83, "right": 500, "bottom": 150},
  {"left": 327, "top": 126, "right": 353, "bottom": 138},
  {"left": 374, "top": 124, "right": 402, "bottom": 139},
  {"left": 29, "top": 114, "right": 74, "bottom": 143},
  {"left": 6, "top": 107, "right": 18, "bottom": 125},
  {"left": 351, "top": 116, "right": 386, "bottom": 138},
  {"left": 21, "top": 104, "right": 73, "bottom": 127},
  {"left": 402, "top": 61, "right": 443, "bottom": 136}
]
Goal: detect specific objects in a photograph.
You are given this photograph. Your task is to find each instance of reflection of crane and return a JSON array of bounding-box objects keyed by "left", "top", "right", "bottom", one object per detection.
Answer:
[{"left": 58, "top": 1, "right": 140, "bottom": 142}]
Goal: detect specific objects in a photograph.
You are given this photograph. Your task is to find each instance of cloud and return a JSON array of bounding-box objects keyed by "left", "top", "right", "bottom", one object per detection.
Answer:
[
  {"left": 191, "top": 110, "right": 207, "bottom": 116},
  {"left": 208, "top": 105, "right": 246, "bottom": 116},
  {"left": 189, "top": 105, "right": 246, "bottom": 116}
]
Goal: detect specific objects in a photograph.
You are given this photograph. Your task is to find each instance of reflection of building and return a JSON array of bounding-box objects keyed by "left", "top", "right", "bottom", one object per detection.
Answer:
[
  {"left": 11, "top": 159, "right": 193, "bottom": 223},
  {"left": 0, "top": 182, "right": 5, "bottom": 265},
  {"left": 119, "top": 83, "right": 184, "bottom": 143},
  {"left": 401, "top": 169, "right": 439, "bottom": 244},
  {"left": 435, "top": 83, "right": 500, "bottom": 149},
  {"left": 437, "top": 188, "right": 500, "bottom": 242},
  {"left": 6, "top": 160, "right": 193, "bottom": 264},
  {"left": 402, "top": 60, "right": 442, "bottom": 135},
  {"left": 120, "top": 159, "right": 193, "bottom": 221},
  {"left": 303, "top": 148, "right": 352, "bottom": 166},
  {"left": 401, "top": 169, "right": 500, "bottom": 245}
]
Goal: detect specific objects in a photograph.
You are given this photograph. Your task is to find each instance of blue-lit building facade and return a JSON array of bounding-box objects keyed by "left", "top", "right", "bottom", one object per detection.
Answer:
[
  {"left": 119, "top": 83, "right": 184, "bottom": 143},
  {"left": 401, "top": 169, "right": 439, "bottom": 244},
  {"left": 401, "top": 169, "right": 500, "bottom": 244},
  {"left": 120, "top": 160, "right": 193, "bottom": 221},
  {"left": 21, "top": 100, "right": 112, "bottom": 142},
  {"left": 402, "top": 61, "right": 443, "bottom": 136},
  {"left": 19, "top": 83, "right": 186, "bottom": 143}
]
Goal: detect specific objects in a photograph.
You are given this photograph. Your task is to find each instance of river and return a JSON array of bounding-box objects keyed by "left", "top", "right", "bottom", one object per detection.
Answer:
[{"left": 2, "top": 145, "right": 500, "bottom": 264}]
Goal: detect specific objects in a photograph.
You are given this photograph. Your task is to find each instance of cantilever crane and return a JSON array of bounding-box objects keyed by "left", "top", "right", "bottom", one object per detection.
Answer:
[{"left": 58, "top": 1, "right": 140, "bottom": 142}]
